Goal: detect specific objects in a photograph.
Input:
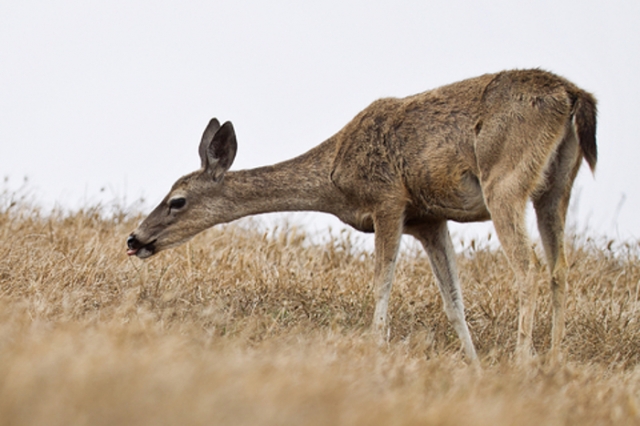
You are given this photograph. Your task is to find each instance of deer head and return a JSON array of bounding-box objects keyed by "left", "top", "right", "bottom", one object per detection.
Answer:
[{"left": 127, "top": 118, "right": 237, "bottom": 258}]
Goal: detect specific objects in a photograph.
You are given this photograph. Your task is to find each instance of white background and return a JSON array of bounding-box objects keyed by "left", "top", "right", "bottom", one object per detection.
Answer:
[{"left": 1, "top": 1, "right": 638, "bottom": 245}]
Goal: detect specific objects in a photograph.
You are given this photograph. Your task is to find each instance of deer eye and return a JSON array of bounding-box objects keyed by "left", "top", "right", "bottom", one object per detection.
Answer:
[{"left": 169, "top": 197, "right": 187, "bottom": 210}]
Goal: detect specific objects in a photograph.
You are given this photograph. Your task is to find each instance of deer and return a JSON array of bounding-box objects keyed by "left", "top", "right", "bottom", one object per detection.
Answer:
[{"left": 127, "top": 69, "right": 597, "bottom": 363}]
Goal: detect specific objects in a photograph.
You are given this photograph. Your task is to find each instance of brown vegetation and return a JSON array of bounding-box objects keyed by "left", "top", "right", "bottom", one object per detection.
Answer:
[{"left": 1, "top": 198, "right": 640, "bottom": 425}]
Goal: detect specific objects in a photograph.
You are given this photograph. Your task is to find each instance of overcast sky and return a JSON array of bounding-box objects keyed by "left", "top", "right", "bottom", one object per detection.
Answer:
[{"left": 1, "top": 1, "right": 638, "bottom": 244}]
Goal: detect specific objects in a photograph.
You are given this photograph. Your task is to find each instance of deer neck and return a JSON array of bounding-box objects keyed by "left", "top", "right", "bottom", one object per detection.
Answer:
[{"left": 218, "top": 140, "right": 338, "bottom": 220}]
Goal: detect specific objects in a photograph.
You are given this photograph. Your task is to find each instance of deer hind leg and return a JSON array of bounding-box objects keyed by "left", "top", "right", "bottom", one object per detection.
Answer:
[
  {"left": 483, "top": 183, "right": 538, "bottom": 361},
  {"left": 408, "top": 220, "right": 478, "bottom": 361},
  {"left": 533, "top": 129, "right": 582, "bottom": 363},
  {"left": 371, "top": 203, "right": 405, "bottom": 342},
  {"left": 477, "top": 107, "right": 569, "bottom": 361}
]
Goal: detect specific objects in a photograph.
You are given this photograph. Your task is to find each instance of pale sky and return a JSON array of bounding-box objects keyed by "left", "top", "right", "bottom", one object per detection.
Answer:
[{"left": 1, "top": 1, "right": 639, "bottom": 243}]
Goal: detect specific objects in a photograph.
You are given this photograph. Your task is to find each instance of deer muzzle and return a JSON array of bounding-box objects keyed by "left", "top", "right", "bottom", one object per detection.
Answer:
[{"left": 127, "top": 234, "right": 157, "bottom": 259}]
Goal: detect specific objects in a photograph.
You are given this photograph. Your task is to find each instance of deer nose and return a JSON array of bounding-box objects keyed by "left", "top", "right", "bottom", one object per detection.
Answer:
[{"left": 127, "top": 234, "right": 140, "bottom": 250}]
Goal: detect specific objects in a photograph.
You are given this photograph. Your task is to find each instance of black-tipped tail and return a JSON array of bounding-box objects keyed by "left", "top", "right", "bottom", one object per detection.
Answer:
[{"left": 573, "top": 90, "right": 598, "bottom": 172}]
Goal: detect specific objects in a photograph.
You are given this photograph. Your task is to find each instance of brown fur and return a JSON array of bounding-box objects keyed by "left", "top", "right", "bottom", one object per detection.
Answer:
[{"left": 128, "top": 69, "right": 597, "bottom": 362}]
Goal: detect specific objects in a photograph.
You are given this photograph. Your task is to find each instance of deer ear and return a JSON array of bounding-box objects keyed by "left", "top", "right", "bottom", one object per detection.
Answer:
[
  {"left": 205, "top": 121, "right": 237, "bottom": 182},
  {"left": 199, "top": 118, "right": 221, "bottom": 169}
]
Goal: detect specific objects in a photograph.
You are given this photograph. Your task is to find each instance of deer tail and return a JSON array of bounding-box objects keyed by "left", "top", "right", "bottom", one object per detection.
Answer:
[{"left": 572, "top": 89, "right": 598, "bottom": 173}]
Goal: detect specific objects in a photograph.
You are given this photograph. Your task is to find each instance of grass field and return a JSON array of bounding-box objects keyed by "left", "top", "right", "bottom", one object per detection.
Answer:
[{"left": 1, "top": 197, "right": 640, "bottom": 425}]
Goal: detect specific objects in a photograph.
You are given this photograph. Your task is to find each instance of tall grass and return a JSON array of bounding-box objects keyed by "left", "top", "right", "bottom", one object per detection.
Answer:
[{"left": 1, "top": 199, "right": 639, "bottom": 425}]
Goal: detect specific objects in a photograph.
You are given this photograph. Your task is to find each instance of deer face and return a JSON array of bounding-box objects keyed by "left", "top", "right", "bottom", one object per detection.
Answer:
[{"left": 127, "top": 118, "right": 237, "bottom": 259}]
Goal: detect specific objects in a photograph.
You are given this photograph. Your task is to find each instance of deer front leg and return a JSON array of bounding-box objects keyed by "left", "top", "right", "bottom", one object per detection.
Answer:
[
  {"left": 408, "top": 221, "right": 478, "bottom": 361},
  {"left": 371, "top": 206, "right": 405, "bottom": 342}
]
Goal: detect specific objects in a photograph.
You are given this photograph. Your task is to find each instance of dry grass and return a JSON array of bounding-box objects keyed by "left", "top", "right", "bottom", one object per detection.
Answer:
[{"left": 1, "top": 197, "right": 640, "bottom": 425}]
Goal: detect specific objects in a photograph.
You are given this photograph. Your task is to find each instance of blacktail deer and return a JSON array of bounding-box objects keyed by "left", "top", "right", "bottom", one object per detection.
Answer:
[{"left": 128, "top": 69, "right": 597, "bottom": 362}]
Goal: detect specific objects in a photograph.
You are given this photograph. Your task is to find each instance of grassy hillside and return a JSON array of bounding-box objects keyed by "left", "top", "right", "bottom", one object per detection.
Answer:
[{"left": 1, "top": 200, "right": 640, "bottom": 425}]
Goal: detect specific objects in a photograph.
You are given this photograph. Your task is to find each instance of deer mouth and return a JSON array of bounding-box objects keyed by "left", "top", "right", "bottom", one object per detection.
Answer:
[{"left": 126, "top": 236, "right": 157, "bottom": 259}]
